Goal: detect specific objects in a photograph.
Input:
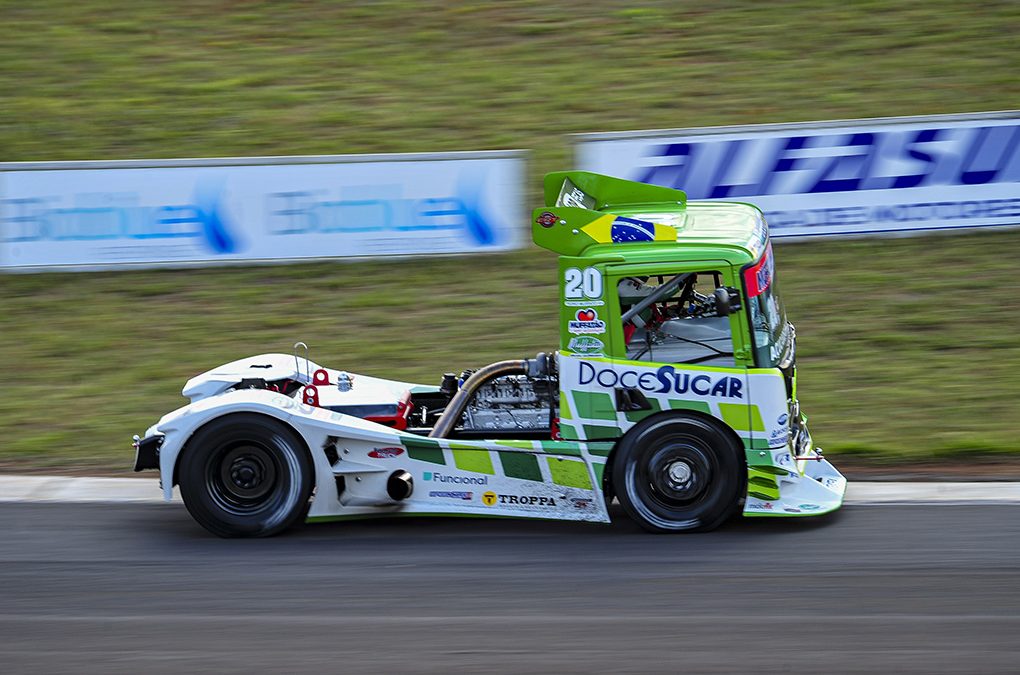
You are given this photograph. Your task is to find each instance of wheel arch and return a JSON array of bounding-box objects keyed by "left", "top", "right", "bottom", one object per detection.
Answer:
[
  {"left": 610, "top": 408, "right": 748, "bottom": 532},
  {"left": 171, "top": 410, "right": 312, "bottom": 489},
  {"left": 603, "top": 408, "right": 747, "bottom": 495}
]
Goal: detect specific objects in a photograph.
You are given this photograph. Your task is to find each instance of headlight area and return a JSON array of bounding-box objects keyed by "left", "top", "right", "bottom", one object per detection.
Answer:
[{"left": 132, "top": 434, "right": 164, "bottom": 472}]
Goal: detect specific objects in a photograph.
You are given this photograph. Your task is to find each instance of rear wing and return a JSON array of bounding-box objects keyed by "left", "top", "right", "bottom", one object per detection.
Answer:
[
  {"left": 542, "top": 171, "right": 686, "bottom": 210},
  {"left": 532, "top": 172, "right": 687, "bottom": 256}
]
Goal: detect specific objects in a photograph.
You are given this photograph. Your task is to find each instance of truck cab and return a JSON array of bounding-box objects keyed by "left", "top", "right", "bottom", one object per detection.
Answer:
[{"left": 534, "top": 172, "right": 844, "bottom": 526}]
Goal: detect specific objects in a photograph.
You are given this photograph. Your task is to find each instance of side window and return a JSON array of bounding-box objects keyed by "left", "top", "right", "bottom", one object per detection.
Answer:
[{"left": 617, "top": 271, "right": 736, "bottom": 367}]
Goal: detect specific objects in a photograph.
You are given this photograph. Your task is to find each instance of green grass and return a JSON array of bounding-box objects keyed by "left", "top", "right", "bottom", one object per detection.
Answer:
[
  {"left": 2, "top": 0, "right": 1017, "bottom": 170},
  {"left": 782, "top": 231, "right": 1020, "bottom": 462},
  {"left": 2, "top": 230, "right": 1019, "bottom": 472},
  {"left": 1, "top": 0, "right": 1019, "bottom": 472}
]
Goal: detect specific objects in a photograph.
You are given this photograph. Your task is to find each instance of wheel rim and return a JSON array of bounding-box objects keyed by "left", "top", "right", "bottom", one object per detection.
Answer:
[
  {"left": 623, "top": 428, "right": 728, "bottom": 531},
  {"left": 206, "top": 441, "right": 281, "bottom": 515},
  {"left": 642, "top": 440, "right": 714, "bottom": 509}
]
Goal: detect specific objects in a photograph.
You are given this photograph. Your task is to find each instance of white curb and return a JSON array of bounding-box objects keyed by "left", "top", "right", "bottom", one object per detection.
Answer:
[
  {"left": 847, "top": 481, "right": 1020, "bottom": 504},
  {"left": 2, "top": 475, "right": 1020, "bottom": 505},
  {"left": 0, "top": 475, "right": 180, "bottom": 503}
]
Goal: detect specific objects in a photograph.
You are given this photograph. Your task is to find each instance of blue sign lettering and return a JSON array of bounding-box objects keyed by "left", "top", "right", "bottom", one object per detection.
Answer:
[
  {"left": 1, "top": 180, "right": 240, "bottom": 254},
  {"left": 636, "top": 124, "right": 1020, "bottom": 198},
  {"left": 266, "top": 191, "right": 496, "bottom": 245},
  {"left": 578, "top": 361, "right": 742, "bottom": 399},
  {"left": 768, "top": 198, "right": 1020, "bottom": 234}
]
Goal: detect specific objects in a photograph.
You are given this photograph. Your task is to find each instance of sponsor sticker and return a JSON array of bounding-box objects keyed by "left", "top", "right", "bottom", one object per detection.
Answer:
[
  {"left": 556, "top": 178, "right": 596, "bottom": 209},
  {"left": 536, "top": 211, "right": 558, "bottom": 228},
  {"left": 568, "top": 308, "right": 607, "bottom": 335},
  {"left": 567, "top": 336, "right": 605, "bottom": 355},
  {"left": 480, "top": 492, "right": 558, "bottom": 507},
  {"left": 798, "top": 503, "right": 821, "bottom": 511},
  {"left": 570, "top": 497, "right": 593, "bottom": 509},
  {"left": 747, "top": 501, "right": 774, "bottom": 511},
  {"left": 428, "top": 490, "right": 473, "bottom": 501},
  {"left": 424, "top": 471, "right": 488, "bottom": 485},
  {"left": 270, "top": 395, "right": 298, "bottom": 410},
  {"left": 769, "top": 428, "right": 790, "bottom": 445},
  {"left": 578, "top": 361, "right": 743, "bottom": 399},
  {"left": 368, "top": 447, "right": 404, "bottom": 459},
  {"left": 744, "top": 243, "right": 775, "bottom": 297}
]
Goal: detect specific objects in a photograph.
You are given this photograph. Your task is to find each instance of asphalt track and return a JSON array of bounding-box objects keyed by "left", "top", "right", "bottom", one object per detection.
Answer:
[{"left": 2, "top": 502, "right": 1018, "bottom": 674}]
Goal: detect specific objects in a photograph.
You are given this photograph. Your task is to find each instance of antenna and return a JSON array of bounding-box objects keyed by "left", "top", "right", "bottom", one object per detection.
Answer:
[{"left": 293, "top": 342, "right": 311, "bottom": 383}]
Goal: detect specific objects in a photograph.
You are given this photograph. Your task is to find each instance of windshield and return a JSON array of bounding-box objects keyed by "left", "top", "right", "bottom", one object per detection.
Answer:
[
  {"left": 617, "top": 271, "right": 736, "bottom": 367},
  {"left": 743, "top": 242, "right": 791, "bottom": 367}
]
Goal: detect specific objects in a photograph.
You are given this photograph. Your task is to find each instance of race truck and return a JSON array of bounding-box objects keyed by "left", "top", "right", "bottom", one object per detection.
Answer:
[{"left": 134, "top": 171, "right": 846, "bottom": 537}]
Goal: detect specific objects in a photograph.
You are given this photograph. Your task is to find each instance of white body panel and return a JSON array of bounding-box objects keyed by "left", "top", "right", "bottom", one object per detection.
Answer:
[
  {"left": 150, "top": 356, "right": 610, "bottom": 524},
  {"left": 146, "top": 351, "right": 843, "bottom": 527}
]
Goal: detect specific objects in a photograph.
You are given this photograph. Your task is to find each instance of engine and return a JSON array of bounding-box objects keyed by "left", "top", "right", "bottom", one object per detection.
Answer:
[{"left": 459, "top": 374, "right": 557, "bottom": 433}]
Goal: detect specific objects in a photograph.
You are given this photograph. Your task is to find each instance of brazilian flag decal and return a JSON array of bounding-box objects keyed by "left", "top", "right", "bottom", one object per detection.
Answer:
[
  {"left": 580, "top": 214, "right": 677, "bottom": 246},
  {"left": 611, "top": 216, "right": 657, "bottom": 242}
]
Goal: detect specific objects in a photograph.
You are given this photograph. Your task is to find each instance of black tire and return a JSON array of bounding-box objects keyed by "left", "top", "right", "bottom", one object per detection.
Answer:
[
  {"left": 178, "top": 414, "right": 313, "bottom": 538},
  {"left": 602, "top": 465, "right": 617, "bottom": 507},
  {"left": 613, "top": 414, "right": 744, "bottom": 533}
]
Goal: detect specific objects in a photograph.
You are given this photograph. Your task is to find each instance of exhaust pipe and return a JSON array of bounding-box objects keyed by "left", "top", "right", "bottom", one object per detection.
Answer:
[
  {"left": 429, "top": 359, "right": 527, "bottom": 438},
  {"left": 387, "top": 470, "right": 414, "bottom": 501}
]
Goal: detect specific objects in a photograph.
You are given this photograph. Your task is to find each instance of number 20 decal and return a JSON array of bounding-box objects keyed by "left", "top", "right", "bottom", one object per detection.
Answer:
[{"left": 564, "top": 267, "right": 603, "bottom": 299}]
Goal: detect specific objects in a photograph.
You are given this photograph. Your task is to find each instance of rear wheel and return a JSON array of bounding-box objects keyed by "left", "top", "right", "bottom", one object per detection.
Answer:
[
  {"left": 179, "top": 414, "right": 313, "bottom": 537},
  {"left": 613, "top": 415, "right": 744, "bottom": 533}
]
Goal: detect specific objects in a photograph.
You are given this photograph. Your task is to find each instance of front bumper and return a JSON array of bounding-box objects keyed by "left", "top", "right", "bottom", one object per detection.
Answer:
[
  {"left": 746, "top": 454, "right": 848, "bottom": 517},
  {"left": 133, "top": 435, "right": 164, "bottom": 472},
  {"left": 743, "top": 410, "right": 846, "bottom": 518},
  {"left": 743, "top": 445, "right": 846, "bottom": 517}
]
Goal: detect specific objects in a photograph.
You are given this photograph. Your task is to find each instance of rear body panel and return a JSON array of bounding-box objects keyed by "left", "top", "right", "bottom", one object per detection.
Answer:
[{"left": 149, "top": 374, "right": 611, "bottom": 524}]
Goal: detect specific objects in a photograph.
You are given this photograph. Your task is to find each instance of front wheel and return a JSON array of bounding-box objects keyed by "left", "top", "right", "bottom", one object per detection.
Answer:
[
  {"left": 179, "top": 414, "right": 313, "bottom": 537},
  {"left": 613, "top": 415, "right": 744, "bottom": 533}
]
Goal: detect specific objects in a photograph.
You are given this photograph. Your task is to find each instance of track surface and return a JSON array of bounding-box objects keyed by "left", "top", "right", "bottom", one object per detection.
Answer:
[{"left": 2, "top": 503, "right": 1018, "bottom": 674}]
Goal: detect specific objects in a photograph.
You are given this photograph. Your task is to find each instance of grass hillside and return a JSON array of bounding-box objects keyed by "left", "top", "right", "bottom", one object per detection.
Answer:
[
  {"left": 2, "top": 1, "right": 1017, "bottom": 167},
  {"left": 1, "top": 0, "right": 1018, "bottom": 472}
]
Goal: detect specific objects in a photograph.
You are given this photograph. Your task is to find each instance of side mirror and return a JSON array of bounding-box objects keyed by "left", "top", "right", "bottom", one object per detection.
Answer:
[{"left": 713, "top": 287, "right": 742, "bottom": 317}]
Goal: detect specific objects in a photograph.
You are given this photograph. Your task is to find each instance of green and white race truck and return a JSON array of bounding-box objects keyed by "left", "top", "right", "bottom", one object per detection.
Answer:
[{"left": 135, "top": 171, "right": 845, "bottom": 537}]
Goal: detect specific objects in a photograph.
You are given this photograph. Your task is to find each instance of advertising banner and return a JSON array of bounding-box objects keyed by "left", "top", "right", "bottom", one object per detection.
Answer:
[
  {"left": 0, "top": 150, "right": 526, "bottom": 271},
  {"left": 575, "top": 112, "right": 1020, "bottom": 239}
]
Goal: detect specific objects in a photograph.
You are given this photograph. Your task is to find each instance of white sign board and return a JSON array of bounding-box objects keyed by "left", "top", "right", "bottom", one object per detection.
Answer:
[
  {"left": 1, "top": 151, "right": 526, "bottom": 270},
  {"left": 576, "top": 112, "right": 1020, "bottom": 238}
]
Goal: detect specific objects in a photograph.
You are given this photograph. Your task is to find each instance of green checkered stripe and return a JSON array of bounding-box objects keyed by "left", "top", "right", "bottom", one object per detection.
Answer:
[
  {"left": 558, "top": 386, "right": 796, "bottom": 499},
  {"left": 400, "top": 436, "right": 613, "bottom": 490},
  {"left": 744, "top": 445, "right": 807, "bottom": 500},
  {"left": 559, "top": 388, "right": 769, "bottom": 446}
]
